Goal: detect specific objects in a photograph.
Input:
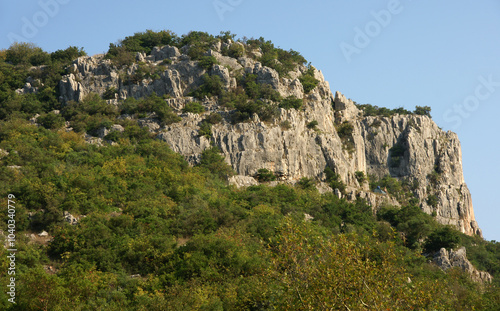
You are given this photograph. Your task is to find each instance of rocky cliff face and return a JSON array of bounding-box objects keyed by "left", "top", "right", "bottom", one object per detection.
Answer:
[
  {"left": 434, "top": 247, "right": 492, "bottom": 283},
  {"left": 57, "top": 41, "right": 481, "bottom": 237}
]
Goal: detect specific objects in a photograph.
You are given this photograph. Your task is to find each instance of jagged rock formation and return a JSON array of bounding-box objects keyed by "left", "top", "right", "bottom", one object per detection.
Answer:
[
  {"left": 434, "top": 247, "right": 493, "bottom": 283},
  {"left": 57, "top": 41, "right": 481, "bottom": 237}
]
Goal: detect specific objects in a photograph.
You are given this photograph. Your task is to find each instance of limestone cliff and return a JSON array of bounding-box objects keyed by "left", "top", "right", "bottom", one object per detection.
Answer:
[{"left": 57, "top": 41, "right": 481, "bottom": 237}]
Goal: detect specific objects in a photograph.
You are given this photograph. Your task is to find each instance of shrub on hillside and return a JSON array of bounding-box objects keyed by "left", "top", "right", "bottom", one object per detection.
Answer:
[
  {"left": 299, "top": 66, "right": 319, "bottom": 93},
  {"left": 255, "top": 168, "right": 276, "bottom": 182},
  {"left": 182, "top": 101, "right": 205, "bottom": 114},
  {"left": 424, "top": 226, "right": 460, "bottom": 254},
  {"left": 190, "top": 74, "right": 225, "bottom": 99},
  {"left": 198, "top": 55, "right": 219, "bottom": 70},
  {"left": 279, "top": 96, "right": 303, "bottom": 110},
  {"left": 197, "top": 146, "right": 234, "bottom": 180},
  {"left": 324, "top": 167, "right": 346, "bottom": 194},
  {"left": 6, "top": 42, "right": 51, "bottom": 66},
  {"left": 231, "top": 100, "right": 279, "bottom": 123},
  {"left": 414, "top": 105, "right": 432, "bottom": 117},
  {"left": 37, "top": 112, "right": 65, "bottom": 129}
]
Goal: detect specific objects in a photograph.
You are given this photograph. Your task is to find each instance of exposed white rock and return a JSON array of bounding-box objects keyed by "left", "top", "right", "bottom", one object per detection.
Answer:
[
  {"left": 96, "top": 124, "right": 125, "bottom": 139},
  {"left": 63, "top": 211, "right": 78, "bottom": 225},
  {"left": 228, "top": 175, "right": 259, "bottom": 188},
  {"left": 434, "top": 247, "right": 493, "bottom": 283},
  {"left": 304, "top": 213, "right": 314, "bottom": 222},
  {"left": 151, "top": 45, "right": 180, "bottom": 61}
]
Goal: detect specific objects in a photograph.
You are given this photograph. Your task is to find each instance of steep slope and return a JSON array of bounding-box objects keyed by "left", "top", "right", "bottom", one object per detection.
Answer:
[{"left": 55, "top": 40, "right": 481, "bottom": 237}]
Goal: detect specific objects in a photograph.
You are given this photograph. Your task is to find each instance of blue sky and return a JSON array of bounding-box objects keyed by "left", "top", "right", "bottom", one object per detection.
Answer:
[{"left": 1, "top": 0, "right": 499, "bottom": 240}]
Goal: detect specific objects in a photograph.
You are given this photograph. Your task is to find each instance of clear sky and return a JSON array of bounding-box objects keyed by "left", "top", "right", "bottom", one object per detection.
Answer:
[{"left": 1, "top": 0, "right": 499, "bottom": 240}]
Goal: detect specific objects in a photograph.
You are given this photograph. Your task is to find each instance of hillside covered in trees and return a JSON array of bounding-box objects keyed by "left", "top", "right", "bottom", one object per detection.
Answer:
[{"left": 1, "top": 30, "right": 500, "bottom": 310}]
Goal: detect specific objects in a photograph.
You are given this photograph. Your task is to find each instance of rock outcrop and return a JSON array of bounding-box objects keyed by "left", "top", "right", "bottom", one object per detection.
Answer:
[
  {"left": 55, "top": 41, "right": 481, "bottom": 237},
  {"left": 434, "top": 247, "right": 492, "bottom": 283}
]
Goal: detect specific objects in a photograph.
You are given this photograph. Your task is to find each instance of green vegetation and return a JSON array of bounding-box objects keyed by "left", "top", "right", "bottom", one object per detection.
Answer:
[
  {"left": 279, "top": 120, "right": 291, "bottom": 130},
  {"left": 0, "top": 43, "right": 86, "bottom": 122},
  {"left": 105, "top": 30, "right": 308, "bottom": 77},
  {"left": 221, "top": 41, "right": 245, "bottom": 58},
  {"left": 118, "top": 93, "right": 180, "bottom": 126},
  {"left": 424, "top": 226, "right": 461, "bottom": 254},
  {"left": 239, "top": 73, "right": 281, "bottom": 101},
  {"left": 298, "top": 65, "right": 320, "bottom": 93},
  {"left": 355, "top": 171, "right": 366, "bottom": 184},
  {"left": 324, "top": 167, "right": 346, "bottom": 194},
  {"left": 204, "top": 112, "right": 222, "bottom": 124},
  {"left": 197, "top": 113, "right": 223, "bottom": 138},
  {"left": 37, "top": 112, "right": 66, "bottom": 130},
  {"left": 356, "top": 103, "right": 411, "bottom": 117},
  {"left": 102, "top": 87, "right": 118, "bottom": 100},
  {"left": 336, "top": 121, "right": 355, "bottom": 154},
  {"left": 414, "top": 105, "right": 432, "bottom": 117},
  {"left": 108, "top": 29, "right": 177, "bottom": 55},
  {"left": 389, "top": 141, "right": 405, "bottom": 167},
  {"left": 1, "top": 33, "right": 500, "bottom": 310},
  {"left": 245, "top": 37, "right": 307, "bottom": 76},
  {"left": 197, "top": 55, "right": 219, "bottom": 70},
  {"left": 198, "top": 121, "right": 212, "bottom": 137},
  {"left": 428, "top": 168, "right": 442, "bottom": 187},
  {"left": 189, "top": 73, "right": 225, "bottom": 99},
  {"left": 255, "top": 168, "right": 276, "bottom": 182},
  {"left": 231, "top": 100, "right": 279, "bottom": 123},
  {"left": 377, "top": 204, "right": 435, "bottom": 249},
  {"left": 103, "top": 30, "right": 311, "bottom": 125},
  {"left": 356, "top": 103, "right": 433, "bottom": 119},
  {"left": 1, "top": 111, "right": 500, "bottom": 309},
  {"left": 279, "top": 95, "right": 303, "bottom": 110},
  {"left": 197, "top": 146, "right": 235, "bottom": 180},
  {"left": 427, "top": 193, "right": 439, "bottom": 208},
  {"left": 296, "top": 177, "right": 316, "bottom": 190},
  {"left": 306, "top": 120, "right": 318, "bottom": 130},
  {"left": 213, "top": 73, "right": 283, "bottom": 123},
  {"left": 182, "top": 101, "right": 205, "bottom": 114}
]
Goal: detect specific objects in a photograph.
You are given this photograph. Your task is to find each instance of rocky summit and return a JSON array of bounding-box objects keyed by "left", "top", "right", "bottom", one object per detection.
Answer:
[{"left": 54, "top": 39, "right": 481, "bottom": 237}]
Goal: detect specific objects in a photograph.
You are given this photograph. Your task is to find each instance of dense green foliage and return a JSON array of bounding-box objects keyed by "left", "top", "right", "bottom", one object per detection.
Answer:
[
  {"left": 197, "top": 55, "right": 219, "bottom": 70},
  {"left": 356, "top": 103, "right": 433, "bottom": 118},
  {"left": 1, "top": 34, "right": 500, "bottom": 310},
  {"left": 389, "top": 141, "right": 406, "bottom": 167},
  {"left": 356, "top": 103, "right": 411, "bottom": 117},
  {"left": 324, "top": 167, "right": 347, "bottom": 194},
  {"left": 414, "top": 105, "right": 432, "bottom": 117},
  {"left": 298, "top": 65, "right": 319, "bottom": 93},
  {"left": 336, "top": 121, "right": 355, "bottom": 153},
  {"left": 245, "top": 37, "right": 307, "bottom": 77},
  {"left": 182, "top": 101, "right": 205, "bottom": 114},
  {"left": 0, "top": 43, "right": 86, "bottom": 122},
  {"left": 279, "top": 96, "right": 303, "bottom": 110},
  {"left": 255, "top": 168, "right": 276, "bottom": 182},
  {"left": 306, "top": 120, "right": 318, "bottom": 130}
]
